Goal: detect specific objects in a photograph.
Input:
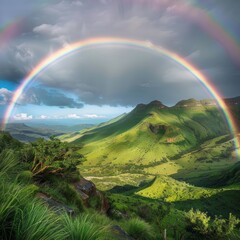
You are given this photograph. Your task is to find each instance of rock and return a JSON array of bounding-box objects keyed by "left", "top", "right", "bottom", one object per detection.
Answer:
[
  {"left": 74, "top": 177, "right": 96, "bottom": 196},
  {"left": 36, "top": 192, "right": 74, "bottom": 215},
  {"left": 149, "top": 123, "right": 167, "bottom": 134},
  {"left": 74, "top": 177, "right": 110, "bottom": 213},
  {"left": 111, "top": 225, "right": 134, "bottom": 240}
]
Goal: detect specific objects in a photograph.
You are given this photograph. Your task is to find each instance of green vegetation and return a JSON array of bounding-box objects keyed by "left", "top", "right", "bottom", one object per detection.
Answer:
[
  {"left": 61, "top": 101, "right": 229, "bottom": 168},
  {"left": 62, "top": 213, "right": 109, "bottom": 240},
  {"left": 186, "top": 209, "right": 240, "bottom": 239},
  {"left": 136, "top": 175, "right": 219, "bottom": 201},
  {"left": 122, "top": 218, "right": 154, "bottom": 240},
  {"left": 0, "top": 133, "right": 111, "bottom": 240}
]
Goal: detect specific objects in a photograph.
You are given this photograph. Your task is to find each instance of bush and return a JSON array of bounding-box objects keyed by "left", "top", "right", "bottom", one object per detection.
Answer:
[
  {"left": 186, "top": 209, "right": 240, "bottom": 239},
  {"left": 211, "top": 216, "right": 226, "bottom": 236},
  {"left": 186, "top": 209, "right": 210, "bottom": 235},
  {"left": 123, "top": 218, "right": 155, "bottom": 240},
  {"left": 62, "top": 213, "right": 109, "bottom": 240}
]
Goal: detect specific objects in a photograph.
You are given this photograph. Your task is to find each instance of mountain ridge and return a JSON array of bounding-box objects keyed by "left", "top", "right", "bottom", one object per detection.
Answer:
[{"left": 60, "top": 97, "right": 236, "bottom": 168}]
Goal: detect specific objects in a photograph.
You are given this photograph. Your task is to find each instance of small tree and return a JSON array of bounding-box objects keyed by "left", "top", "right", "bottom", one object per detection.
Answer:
[
  {"left": 19, "top": 138, "right": 84, "bottom": 179},
  {"left": 226, "top": 213, "right": 240, "bottom": 235},
  {"left": 186, "top": 209, "right": 210, "bottom": 235}
]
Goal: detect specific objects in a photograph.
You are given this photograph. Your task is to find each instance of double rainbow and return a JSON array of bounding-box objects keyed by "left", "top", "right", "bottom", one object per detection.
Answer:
[{"left": 2, "top": 37, "right": 239, "bottom": 157}]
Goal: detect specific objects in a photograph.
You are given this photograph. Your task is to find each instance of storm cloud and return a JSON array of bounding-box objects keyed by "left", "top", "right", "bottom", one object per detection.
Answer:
[{"left": 1, "top": 0, "right": 240, "bottom": 108}]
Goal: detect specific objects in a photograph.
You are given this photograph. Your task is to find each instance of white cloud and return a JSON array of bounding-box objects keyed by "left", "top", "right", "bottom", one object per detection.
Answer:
[
  {"left": 84, "top": 114, "right": 105, "bottom": 119},
  {"left": 0, "top": 88, "right": 12, "bottom": 105},
  {"left": 33, "top": 24, "right": 63, "bottom": 37},
  {"left": 66, "top": 113, "right": 105, "bottom": 119},
  {"left": 40, "top": 115, "right": 48, "bottom": 119},
  {"left": 67, "top": 113, "right": 82, "bottom": 119},
  {"left": 13, "top": 113, "right": 33, "bottom": 120}
]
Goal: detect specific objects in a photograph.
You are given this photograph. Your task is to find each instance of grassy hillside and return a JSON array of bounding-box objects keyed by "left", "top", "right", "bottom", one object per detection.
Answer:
[
  {"left": 61, "top": 100, "right": 229, "bottom": 170},
  {"left": 136, "top": 175, "right": 219, "bottom": 202}
]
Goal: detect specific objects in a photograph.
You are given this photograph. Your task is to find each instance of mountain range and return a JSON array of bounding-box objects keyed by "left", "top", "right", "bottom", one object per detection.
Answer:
[{"left": 61, "top": 97, "right": 239, "bottom": 167}]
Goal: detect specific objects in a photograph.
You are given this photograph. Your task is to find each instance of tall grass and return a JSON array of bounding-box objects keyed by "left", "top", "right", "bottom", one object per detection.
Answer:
[
  {"left": 0, "top": 150, "right": 18, "bottom": 179},
  {"left": 0, "top": 148, "right": 113, "bottom": 240},
  {"left": 13, "top": 200, "right": 66, "bottom": 240},
  {"left": 123, "top": 218, "right": 155, "bottom": 240},
  {"left": 62, "top": 213, "right": 109, "bottom": 240}
]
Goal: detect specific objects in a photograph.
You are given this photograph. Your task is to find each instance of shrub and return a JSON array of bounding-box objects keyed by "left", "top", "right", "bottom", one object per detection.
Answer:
[
  {"left": 227, "top": 213, "right": 240, "bottom": 235},
  {"left": 186, "top": 209, "right": 240, "bottom": 239},
  {"left": 123, "top": 218, "right": 154, "bottom": 240},
  {"left": 186, "top": 209, "right": 210, "bottom": 235},
  {"left": 62, "top": 213, "right": 109, "bottom": 240},
  {"left": 211, "top": 216, "right": 226, "bottom": 236}
]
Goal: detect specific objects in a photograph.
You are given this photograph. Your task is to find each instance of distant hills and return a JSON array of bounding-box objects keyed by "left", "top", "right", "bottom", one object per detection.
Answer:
[
  {"left": 5, "top": 123, "right": 94, "bottom": 142},
  {"left": 27, "top": 123, "right": 95, "bottom": 133}
]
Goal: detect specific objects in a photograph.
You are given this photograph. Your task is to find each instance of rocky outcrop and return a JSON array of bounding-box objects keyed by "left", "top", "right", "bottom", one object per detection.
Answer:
[
  {"left": 74, "top": 177, "right": 110, "bottom": 213},
  {"left": 111, "top": 225, "right": 134, "bottom": 240},
  {"left": 74, "top": 178, "right": 96, "bottom": 197}
]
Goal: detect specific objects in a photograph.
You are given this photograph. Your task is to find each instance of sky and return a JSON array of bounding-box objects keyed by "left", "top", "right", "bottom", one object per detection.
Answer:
[{"left": 0, "top": 0, "right": 240, "bottom": 124}]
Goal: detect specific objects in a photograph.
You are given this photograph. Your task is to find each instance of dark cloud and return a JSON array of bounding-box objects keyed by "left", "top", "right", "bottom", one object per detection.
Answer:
[
  {"left": 37, "top": 47, "right": 207, "bottom": 106},
  {"left": 0, "top": 0, "right": 239, "bottom": 107},
  {"left": 20, "top": 87, "right": 84, "bottom": 108}
]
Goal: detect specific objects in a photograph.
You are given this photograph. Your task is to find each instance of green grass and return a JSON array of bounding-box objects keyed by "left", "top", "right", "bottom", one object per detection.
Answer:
[
  {"left": 122, "top": 218, "right": 155, "bottom": 240},
  {"left": 13, "top": 200, "right": 66, "bottom": 240},
  {"left": 62, "top": 213, "right": 110, "bottom": 240},
  {"left": 136, "top": 175, "right": 220, "bottom": 202},
  {"left": 61, "top": 104, "right": 229, "bottom": 170}
]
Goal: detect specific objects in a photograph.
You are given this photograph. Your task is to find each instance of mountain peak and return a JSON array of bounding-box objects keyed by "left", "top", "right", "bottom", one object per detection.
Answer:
[
  {"left": 147, "top": 100, "right": 167, "bottom": 109},
  {"left": 175, "top": 98, "right": 201, "bottom": 107}
]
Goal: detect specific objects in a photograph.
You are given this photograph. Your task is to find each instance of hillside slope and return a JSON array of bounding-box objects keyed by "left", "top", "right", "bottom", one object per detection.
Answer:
[{"left": 63, "top": 99, "right": 230, "bottom": 166}]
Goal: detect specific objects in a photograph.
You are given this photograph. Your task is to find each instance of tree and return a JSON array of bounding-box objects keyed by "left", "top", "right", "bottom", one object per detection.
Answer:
[{"left": 20, "top": 138, "right": 84, "bottom": 179}]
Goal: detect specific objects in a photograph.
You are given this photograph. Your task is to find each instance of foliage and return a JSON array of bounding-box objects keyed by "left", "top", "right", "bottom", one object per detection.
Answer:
[
  {"left": 186, "top": 209, "right": 240, "bottom": 239},
  {"left": 13, "top": 200, "right": 66, "bottom": 240},
  {"left": 186, "top": 209, "right": 210, "bottom": 235},
  {"left": 123, "top": 218, "right": 155, "bottom": 240},
  {"left": 0, "top": 131, "right": 22, "bottom": 152},
  {"left": 62, "top": 213, "right": 109, "bottom": 240},
  {"left": 19, "top": 138, "right": 84, "bottom": 179},
  {"left": 0, "top": 181, "right": 37, "bottom": 239}
]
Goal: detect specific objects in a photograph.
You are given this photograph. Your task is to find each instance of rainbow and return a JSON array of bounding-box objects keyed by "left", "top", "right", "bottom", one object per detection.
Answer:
[
  {"left": 1, "top": 37, "right": 239, "bottom": 157},
  {"left": 127, "top": 0, "right": 240, "bottom": 66},
  {"left": 0, "top": 20, "right": 23, "bottom": 49},
  {"left": 0, "top": 1, "right": 240, "bottom": 65}
]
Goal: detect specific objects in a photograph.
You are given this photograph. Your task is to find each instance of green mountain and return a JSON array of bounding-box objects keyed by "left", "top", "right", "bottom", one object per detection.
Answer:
[{"left": 62, "top": 99, "right": 230, "bottom": 168}]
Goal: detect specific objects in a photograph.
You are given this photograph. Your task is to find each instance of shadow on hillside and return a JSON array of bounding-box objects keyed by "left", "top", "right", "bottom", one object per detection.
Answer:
[
  {"left": 107, "top": 177, "right": 156, "bottom": 195},
  {"left": 173, "top": 189, "right": 240, "bottom": 218}
]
